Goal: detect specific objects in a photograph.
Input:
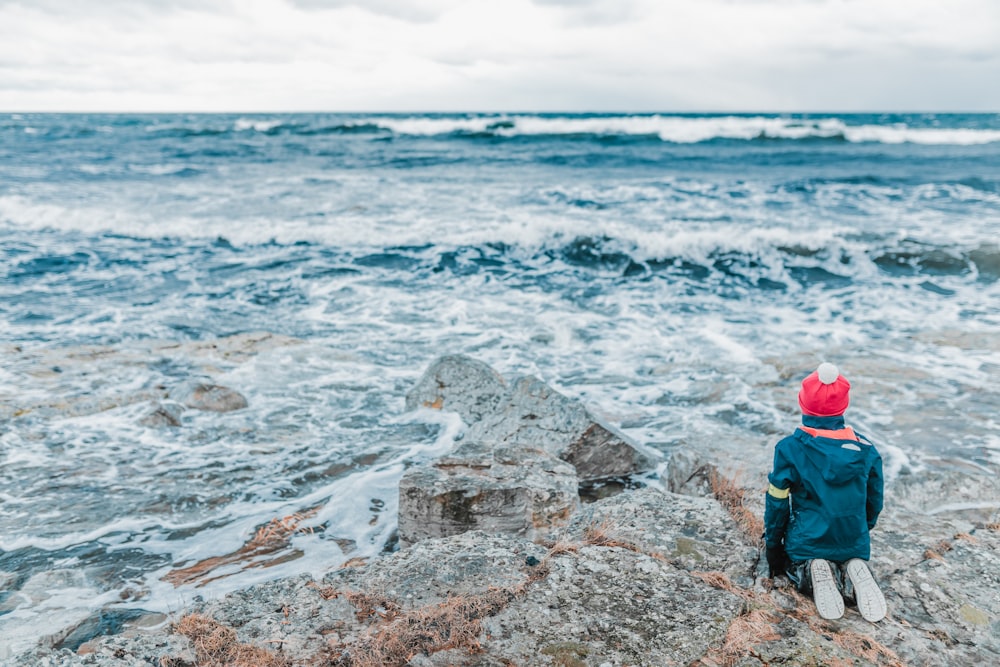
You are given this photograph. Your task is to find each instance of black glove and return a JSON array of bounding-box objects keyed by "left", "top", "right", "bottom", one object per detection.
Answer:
[{"left": 766, "top": 544, "right": 788, "bottom": 578}]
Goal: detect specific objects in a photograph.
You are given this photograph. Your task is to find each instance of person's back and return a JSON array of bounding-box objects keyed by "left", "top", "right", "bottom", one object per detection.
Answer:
[{"left": 763, "top": 363, "right": 887, "bottom": 622}]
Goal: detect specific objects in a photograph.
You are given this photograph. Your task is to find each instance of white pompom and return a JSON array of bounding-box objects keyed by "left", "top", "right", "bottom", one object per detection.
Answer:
[{"left": 817, "top": 362, "right": 839, "bottom": 384}]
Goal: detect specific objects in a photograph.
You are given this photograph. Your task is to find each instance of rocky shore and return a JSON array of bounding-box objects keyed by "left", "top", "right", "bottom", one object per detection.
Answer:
[{"left": 7, "top": 354, "right": 1000, "bottom": 667}]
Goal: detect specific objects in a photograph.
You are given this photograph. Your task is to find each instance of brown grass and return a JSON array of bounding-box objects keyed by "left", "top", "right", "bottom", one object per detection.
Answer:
[
  {"left": 345, "top": 591, "right": 402, "bottom": 622},
  {"left": 923, "top": 538, "right": 954, "bottom": 563},
  {"left": 322, "top": 543, "right": 558, "bottom": 667},
  {"left": 692, "top": 570, "right": 755, "bottom": 603},
  {"left": 783, "top": 589, "right": 906, "bottom": 667},
  {"left": 708, "top": 467, "right": 764, "bottom": 545},
  {"left": 690, "top": 571, "right": 781, "bottom": 666},
  {"left": 582, "top": 519, "right": 667, "bottom": 560},
  {"left": 163, "top": 509, "right": 318, "bottom": 587},
  {"left": 544, "top": 538, "right": 580, "bottom": 557},
  {"left": 719, "top": 609, "right": 781, "bottom": 661},
  {"left": 172, "top": 613, "right": 290, "bottom": 667},
  {"left": 693, "top": 570, "right": 907, "bottom": 667},
  {"left": 327, "top": 588, "right": 519, "bottom": 667}
]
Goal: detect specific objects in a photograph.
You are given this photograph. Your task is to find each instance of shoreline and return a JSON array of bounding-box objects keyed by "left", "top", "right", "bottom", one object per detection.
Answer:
[{"left": 7, "top": 355, "right": 1000, "bottom": 666}]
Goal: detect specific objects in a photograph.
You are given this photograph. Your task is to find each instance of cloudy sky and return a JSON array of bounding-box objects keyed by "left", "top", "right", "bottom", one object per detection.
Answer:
[{"left": 1, "top": 0, "right": 998, "bottom": 112}]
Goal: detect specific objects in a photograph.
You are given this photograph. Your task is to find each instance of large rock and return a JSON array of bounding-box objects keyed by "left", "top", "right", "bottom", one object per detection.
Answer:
[
  {"left": 404, "top": 355, "right": 508, "bottom": 425},
  {"left": 398, "top": 441, "right": 578, "bottom": 546},
  {"left": 407, "top": 356, "right": 657, "bottom": 481},
  {"left": 171, "top": 382, "right": 248, "bottom": 412},
  {"left": 469, "top": 374, "right": 656, "bottom": 481}
]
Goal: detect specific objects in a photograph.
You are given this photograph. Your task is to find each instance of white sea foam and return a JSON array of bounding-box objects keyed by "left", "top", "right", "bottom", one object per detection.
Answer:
[
  {"left": 233, "top": 118, "right": 284, "bottom": 133},
  {"left": 366, "top": 115, "right": 1000, "bottom": 145}
]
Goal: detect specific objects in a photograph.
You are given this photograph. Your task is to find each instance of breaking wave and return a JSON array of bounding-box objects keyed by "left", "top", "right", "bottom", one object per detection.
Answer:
[{"left": 7, "top": 113, "right": 1000, "bottom": 145}]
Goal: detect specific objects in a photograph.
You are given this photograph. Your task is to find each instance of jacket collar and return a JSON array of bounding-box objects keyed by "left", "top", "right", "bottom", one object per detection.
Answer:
[{"left": 801, "top": 414, "right": 846, "bottom": 430}]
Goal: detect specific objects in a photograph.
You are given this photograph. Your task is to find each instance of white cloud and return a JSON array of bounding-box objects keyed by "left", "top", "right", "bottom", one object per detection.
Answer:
[{"left": 0, "top": 0, "right": 997, "bottom": 111}]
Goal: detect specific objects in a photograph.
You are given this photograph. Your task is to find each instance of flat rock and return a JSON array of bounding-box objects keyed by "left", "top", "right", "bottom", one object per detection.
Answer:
[
  {"left": 480, "top": 545, "right": 743, "bottom": 667},
  {"left": 326, "top": 531, "right": 549, "bottom": 608},
  {"left": 398, "top": 441, "right": 578, "bottom": 546},
  {"left": 566, "top": 486, "right": 759, "bottom": 583}
]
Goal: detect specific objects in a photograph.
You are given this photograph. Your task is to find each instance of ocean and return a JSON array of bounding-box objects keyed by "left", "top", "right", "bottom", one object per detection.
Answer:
[{"left": 2, "top": 112, "right": 999, "bottom": 657}]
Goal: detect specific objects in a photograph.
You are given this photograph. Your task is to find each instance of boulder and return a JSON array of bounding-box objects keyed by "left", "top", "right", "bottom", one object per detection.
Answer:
[
  {"left": 407, "top": 356, "right": 657, "bottom": 481},
  {"left": 470, "top": 374, "right": 656, "bottom": 481},
  {"left": 138, "top": 402, "right": 184, "bottom": 428},
  {"left": 171, "top": 383, "right": 248, "bottom": 412},
  {"left": 404, "top": 354, "right": 508, "bottom": 425},
  {"left": 398, "top": 441, "right": 578, "bottom": 546}
]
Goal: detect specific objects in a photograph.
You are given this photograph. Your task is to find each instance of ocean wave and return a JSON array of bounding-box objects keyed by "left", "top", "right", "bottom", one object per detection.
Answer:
[
  {"left": 121, "top": 114, "right": 1000, "bottom": 145},
  {"left": 347, "top": 115, "right": 1000, "bottom": 145},
  {"left": 7, "top": 114, "right": 1000, "bottom": 146},
  {"left": 337, "top": 234, "right": 1000, "bottom": 290}
]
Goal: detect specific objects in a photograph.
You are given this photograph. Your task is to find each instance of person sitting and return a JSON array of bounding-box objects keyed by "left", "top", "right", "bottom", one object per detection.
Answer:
[{"left": 764, "top": 362, "right": 887, "bottom": 622}]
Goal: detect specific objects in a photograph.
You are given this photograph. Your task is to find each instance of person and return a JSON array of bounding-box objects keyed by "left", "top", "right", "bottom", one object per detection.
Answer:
[{"left": 763, "top": 362, "right": 887, "bottom": 622}]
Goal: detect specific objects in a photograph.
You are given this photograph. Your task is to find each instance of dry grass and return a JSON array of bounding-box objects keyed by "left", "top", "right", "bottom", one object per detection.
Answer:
[
  {"left": 719, "top": 609, "right": 781, "bottom": 662},
  {"left": 693, "top": 570, "right": 906, "bottom": 667},
  {"left": 690, "top": 571, "right": 781, "bottom": 666},
  {"left": 163, "top": 509, "right": 318, "bottom": 587},
  {"left": 327, "top": 588, "right": 518, "bottom": 667},
  {"left": 544, "top": 538, "right": 580, "bottom": 557},
  {"left": 172, "top": 613, "right": 290, "bottom": 667},
  {"left": 582, "top": 519, "right": 666, "bottom": 560},
  {"left": 322, "top": 543, "right": 558, "bottom": 667},
  {"left": 784, "top": 589, "right": 906, "bottom": 667},
  {"left": 692, "top": 570, "right": 755, "bottom": 604},
  {"left": 345, "top": 591, "right": 402, "bottom": 622},
  {"left": 707, "top": 467, "right": 764, "bottom": 545},
  {"left": 923, "top": 538, "right": 954, "bottom": 563}
]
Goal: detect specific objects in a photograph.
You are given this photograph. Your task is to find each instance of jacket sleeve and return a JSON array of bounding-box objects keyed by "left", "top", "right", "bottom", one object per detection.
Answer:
[
  {"left": 764, "top": 441, "right": 796, "bottom": 548},
  {"left": 866, "top": 449, "right": 884, "bottom": 530}
]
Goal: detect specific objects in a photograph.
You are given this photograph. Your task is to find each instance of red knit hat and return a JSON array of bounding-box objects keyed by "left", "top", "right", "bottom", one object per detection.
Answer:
[{"left": 798, "top": 362, "right": 850, "bottom": 416}]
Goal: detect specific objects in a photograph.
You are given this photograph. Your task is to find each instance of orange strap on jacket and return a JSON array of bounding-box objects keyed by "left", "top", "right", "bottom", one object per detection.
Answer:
[{"left": 798, "top": 425, "right": 858, "bottom": 441}]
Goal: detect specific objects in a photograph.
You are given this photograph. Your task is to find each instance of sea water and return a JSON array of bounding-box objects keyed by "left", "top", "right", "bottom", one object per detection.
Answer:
[{"left": 2, "top": 113, "right": 1000, "bottom": 656}]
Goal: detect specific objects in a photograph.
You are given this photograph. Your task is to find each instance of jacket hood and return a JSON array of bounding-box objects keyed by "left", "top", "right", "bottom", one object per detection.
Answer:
[{"left": 795, "top": 425, "right": 867, "bottom": 485}]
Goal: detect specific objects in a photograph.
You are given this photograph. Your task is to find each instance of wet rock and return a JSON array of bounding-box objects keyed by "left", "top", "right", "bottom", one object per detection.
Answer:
[
  {"left": 404, "top": 354, "right": 508, "bottom": 424},
  {"left": 171, "top": 383, "right": 247, "bottom": 413},
  {"left": 469, "top": 374, "right": 656, "bottom": 481},
  {"left": 50, "top": 609, "right": 150, "bottom": 653},
  {"left": 138, "top": 402, "right": 184, "bottom": 428},
  {"left": 398, "top": 441, "right": 578, "bottom": 546}
]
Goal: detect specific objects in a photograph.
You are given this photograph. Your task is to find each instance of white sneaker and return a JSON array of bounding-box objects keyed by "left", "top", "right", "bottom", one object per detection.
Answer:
[
  {"left": 846, "top": 558, "right": 887, "bottom": 622},
  {"left": 810, "top": 559, "right": 845, "bottom": 620}
]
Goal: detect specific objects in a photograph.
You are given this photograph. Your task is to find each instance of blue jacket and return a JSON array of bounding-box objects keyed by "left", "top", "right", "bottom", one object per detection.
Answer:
[{"left": 764, "top": 415, "right": 884, "bottom": 562}]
